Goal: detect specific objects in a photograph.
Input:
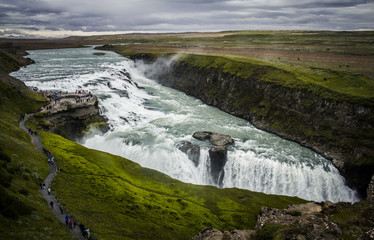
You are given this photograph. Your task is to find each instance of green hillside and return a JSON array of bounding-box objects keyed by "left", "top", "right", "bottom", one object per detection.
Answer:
[
  {"left": 40, "top": 131, "right": 305, "bottom": 240},
  {"left": 0, "top": 67, "right": 75, "bottom": 238}
]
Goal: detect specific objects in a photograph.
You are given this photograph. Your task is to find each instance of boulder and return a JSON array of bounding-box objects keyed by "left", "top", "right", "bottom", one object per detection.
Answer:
[
  {"left": 93, "top": 52, "right": 106, "bottom": 56},
  {"left": 210, "top": 133, "right": 234, "bottom": 146},
  {"left": 209, "top": 145, "right": 227, "bottom": 186},
  {"left": 191, "top": 227, "right": 223, "bottom": 240},
  {"left": 191, "top": 227, "right": 254, "bottom": 240},
  {"left": 177, "top": 141, "right": 201, "bottom": 166},
  {"left": 256, "top": 203, "right": 341, "bottom": 239},
  {"left": 193, "top": 131, "right": 234, "bottom": 186},
  {"left": 119, "top": 70, "right": 132, "bottom": 80},
  {"left": 193, "top": 131, "right": 234, "bottom": 146},
  {"left": 192, "top": 131, "right": 212, "bottom": 141}
]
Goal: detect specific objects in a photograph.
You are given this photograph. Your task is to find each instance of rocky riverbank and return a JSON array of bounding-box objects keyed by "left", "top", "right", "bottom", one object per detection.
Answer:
[{"left": 129, "top": 53, "right": 374, "bottom": 198}]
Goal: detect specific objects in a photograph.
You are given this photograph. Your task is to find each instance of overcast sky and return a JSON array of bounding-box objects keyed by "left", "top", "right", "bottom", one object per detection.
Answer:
[{"left": 0, "top": 0, "right": 373, "bottom": 38}]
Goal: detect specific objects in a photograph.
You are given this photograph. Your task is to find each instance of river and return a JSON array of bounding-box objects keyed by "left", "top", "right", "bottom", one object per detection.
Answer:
[{"left": 11, "top": 46, "right": 359, "bottom": 203}]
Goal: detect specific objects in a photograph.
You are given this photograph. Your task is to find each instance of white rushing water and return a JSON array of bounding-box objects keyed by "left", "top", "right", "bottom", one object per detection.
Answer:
[{"left": 11, "top": 46, "right": 359, "bottom": 203}]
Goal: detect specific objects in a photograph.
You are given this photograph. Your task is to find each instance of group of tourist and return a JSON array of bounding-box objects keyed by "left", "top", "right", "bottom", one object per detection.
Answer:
[
  {"left": 65, "top": 214, "right": 76, "bottom": 229},
  {"left": 43, "top": 148, "right": 55, "bottom": 165},
  {"left": 27, "top": 127, "right": 37, "bottom": 135},
  {"left": 75, "top": 95, "right": 92, "bottom": 103},
  {"left": 41, "top": 147, "right": 93, "bottom": 239}
]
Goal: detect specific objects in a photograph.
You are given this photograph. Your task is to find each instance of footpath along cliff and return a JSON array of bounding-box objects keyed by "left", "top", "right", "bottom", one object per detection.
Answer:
[{"left": 127, "top": 53, "right": 374, "bottom": 198}]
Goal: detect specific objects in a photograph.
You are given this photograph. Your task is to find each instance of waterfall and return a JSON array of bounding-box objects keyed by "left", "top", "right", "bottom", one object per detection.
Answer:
[{"left": 11, "top": 46, "right": 359, "bottom": 203}]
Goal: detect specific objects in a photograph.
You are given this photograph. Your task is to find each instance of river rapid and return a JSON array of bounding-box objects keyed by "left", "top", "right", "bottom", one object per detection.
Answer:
[{"left": 11, "top": 46, "right": 359, "bottom": 203}]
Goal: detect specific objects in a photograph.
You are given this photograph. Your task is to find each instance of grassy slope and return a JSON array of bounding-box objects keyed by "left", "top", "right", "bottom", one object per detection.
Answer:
[
  {"left": 40, "top": 132, "right": 306, "bottom": 240},
  {"left": 0, "top": 72, "right": 76, "bottom": 238}
]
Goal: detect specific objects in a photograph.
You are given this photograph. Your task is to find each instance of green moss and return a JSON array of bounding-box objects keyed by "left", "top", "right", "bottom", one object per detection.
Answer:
[{"left": 39, "top": 131, "right": 305, "bottom": 240}]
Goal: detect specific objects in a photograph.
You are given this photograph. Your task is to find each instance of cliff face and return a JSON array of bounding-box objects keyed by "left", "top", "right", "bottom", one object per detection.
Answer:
[
  {"left": 33, "top": 95, "right": 109, "bottom": 141},
  {"left": 134, "top": 54, "right": 374, "bottom": 197}
]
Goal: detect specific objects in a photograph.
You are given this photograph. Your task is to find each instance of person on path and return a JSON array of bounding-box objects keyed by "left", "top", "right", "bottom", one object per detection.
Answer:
[
  {"left": 48, "top": 187, "right": 51, "bottom": 195},
  {"left": 59, "top": 205, "right": 63, "bottom": 214},
  {"left": 39, "top": 183, "right": 42, "bottom": 190},
  {"left": 84, "top": 229, "right": 90, "bottom": 239},
  {"left": 69, "top": 220, "right": 73, "bottom": 229},
  {"left": 65, "top": 215, "right": 69, "bottom": 226},
  {"left": 43, "top": 183, "right": 46, "bottom": 189},
  {"left": 50, "top": 201, "right": 54, "bottom": 208}
]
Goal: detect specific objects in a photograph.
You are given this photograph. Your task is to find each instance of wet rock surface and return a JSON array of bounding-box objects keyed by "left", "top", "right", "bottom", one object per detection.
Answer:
[
  {"left": 177, "top": 141, "right": 201, "bottom": 166},
  {"left": 193, "top": 131, "right": 234, "bottom": 146},
  {"left": 193, "top": 131, "right": 234, "bottom": 185}
]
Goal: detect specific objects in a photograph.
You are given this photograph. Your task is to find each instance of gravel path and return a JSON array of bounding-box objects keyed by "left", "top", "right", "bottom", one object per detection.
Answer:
[{"left": 20, "top": 114, "right": 87, "bottom": 240}]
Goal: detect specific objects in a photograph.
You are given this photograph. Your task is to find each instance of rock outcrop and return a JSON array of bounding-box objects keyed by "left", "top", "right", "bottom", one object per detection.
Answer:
[
  {"left": 255, "top": 202, "right": 343, "bottom": 240},
  {"left": 191, "top": 227, "right": 254, "bottom": 240},
  {"left": 132, "top": 54, "right": 374, "bottom": 198},
  {"left": 193, "top": 131, "right": 234, "bottom": 185},
  {"left": 36, "top": 94, "right": 109, "bottom": 141},
  {"left": 191, "top": 199, "right": 374, "bottom": 240},
  {"left": 177, "top": 141, "right": 201, "bottom": 166},
  {"left": 193, "top": 131, "right": 234, "bottom": 146}
]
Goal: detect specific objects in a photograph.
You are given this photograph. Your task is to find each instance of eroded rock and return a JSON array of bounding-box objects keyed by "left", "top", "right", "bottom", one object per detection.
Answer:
[
  {"left": 209, "top": 145, "right": 227, "bottom": 185},
  {"left": 193, "top": 131, "right": 234, "bottom": 186},
  {"left": 192, "top": 131, "right": 234, "bottom": 146},
  {"left": 256, "top": 203, "right": 342, "bottom": 240},
  {"left": 177, "top": 141, "right": 201, "bottom": 166},
  {"left": 191, "top": 227, "right": 254, "bottom": 240}
]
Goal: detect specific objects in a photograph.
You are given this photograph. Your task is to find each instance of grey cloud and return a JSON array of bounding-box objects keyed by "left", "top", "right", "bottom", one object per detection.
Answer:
[{"left": 0, "top": 0, "right": 373, "bottom": 37}]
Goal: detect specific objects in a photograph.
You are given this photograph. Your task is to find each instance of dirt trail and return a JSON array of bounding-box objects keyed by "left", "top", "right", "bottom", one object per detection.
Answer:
[{"left": 20, "top": 114, "right": 87, "bottom": 240}]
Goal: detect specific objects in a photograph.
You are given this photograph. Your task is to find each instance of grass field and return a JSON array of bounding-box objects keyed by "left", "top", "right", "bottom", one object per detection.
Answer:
[
  {"left": 87, "top": 30, "right": 374, "bottom": 79},
  {"left": 89, "top": 30, "right": 374, "bottom": 106}
]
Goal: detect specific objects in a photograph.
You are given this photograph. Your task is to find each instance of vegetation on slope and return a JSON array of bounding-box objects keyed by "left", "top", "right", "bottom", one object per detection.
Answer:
[
  {"left": 39, "top": 131, "right": 306, "bottom": 240},
  {"left": 0, "top": 56, "right": 75, "bottom": 238},
  {"left": 176, "top": 54, "right": 374, "bottom": 105}
]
